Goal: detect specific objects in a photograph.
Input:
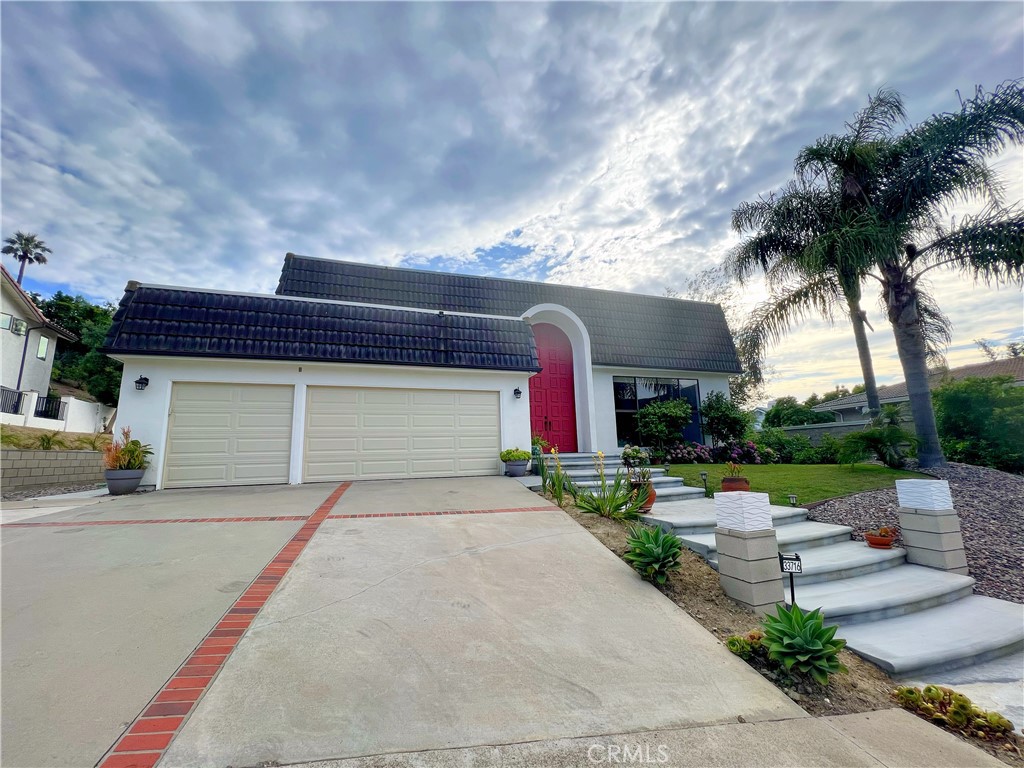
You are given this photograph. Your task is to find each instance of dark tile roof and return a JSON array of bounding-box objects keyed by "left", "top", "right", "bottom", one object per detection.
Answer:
[
  {"left": 101, "top": 283, "right": 540, "bottom": 372},
  {"left": 812, "top": 358, "right": 1024, "bottom": 411},
  {"left": 276, "top": 255, "right": 742, "bottom": 374}
]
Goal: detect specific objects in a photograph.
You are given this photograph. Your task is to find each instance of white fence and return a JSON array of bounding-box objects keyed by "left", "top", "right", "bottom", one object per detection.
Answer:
[{"left": 0, "top": 391, "right": 115, "bottom": 433}]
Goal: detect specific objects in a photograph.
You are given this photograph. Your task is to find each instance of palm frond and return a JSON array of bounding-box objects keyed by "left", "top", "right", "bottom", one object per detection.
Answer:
[{"left": 916, "top": 206, "right": 1024, "bottom": 285}]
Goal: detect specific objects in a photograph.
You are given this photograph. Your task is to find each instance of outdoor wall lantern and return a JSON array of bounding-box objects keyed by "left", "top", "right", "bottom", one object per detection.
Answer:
[
  {"left": 788, "top": 494, "right": 798, "bottom": 507},
  {"left": 135, "top": 376, "right": 150, "bottom": 391},
  {"left": 513, "top": 387, "right": 522, "bottom": 399}
]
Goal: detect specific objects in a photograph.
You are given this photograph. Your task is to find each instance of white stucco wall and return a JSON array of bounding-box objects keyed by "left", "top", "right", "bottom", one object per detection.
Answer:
[
  {"left": 1, "top": 280, "right": 60, "bottom": 394},
  {"left": 113, "top": 356, "right": 533, "bottom": 489},
  {"left": 591, "top": 366, "right": 733, "bottom": 452}
]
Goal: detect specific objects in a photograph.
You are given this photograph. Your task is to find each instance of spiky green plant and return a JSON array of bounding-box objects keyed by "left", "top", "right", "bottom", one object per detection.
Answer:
[
  {"left": 760, "top": 603, "right": 848, "bottom": 686},
  {"left": 574, "top": 469, "right": 648, "bottom": 520},
  {"left": 623, "top": 524, "right": 683, "bottom": 585},
  {"left": 34, "top": 431, "right": 67, "bottom": 451}
]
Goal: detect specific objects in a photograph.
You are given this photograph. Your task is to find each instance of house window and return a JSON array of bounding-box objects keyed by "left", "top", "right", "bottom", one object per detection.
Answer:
[
  {"left": 0, "top": 313, "right": 11, "bottom": 330},
  {"left": 613, "top": 376, "right": 702, "bottom": 447},
  {"left": 36, "top": 336, "right": 49, "bottom": 360},
  {"left": 10, "top": 318, "right": 27, "bottom": 336}
]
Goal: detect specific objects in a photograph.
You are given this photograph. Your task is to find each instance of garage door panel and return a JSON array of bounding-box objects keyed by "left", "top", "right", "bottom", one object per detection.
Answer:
[
  {"left": 304, "top": 386, "right": 500, "bottom": 482},
  {"left": 164, "top": 383, "right": 292, "bottom": 489}
]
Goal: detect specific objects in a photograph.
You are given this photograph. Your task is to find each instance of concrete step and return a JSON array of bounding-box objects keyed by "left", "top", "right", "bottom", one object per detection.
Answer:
[
  {"left": 645, "top": 485, "right": 706, "bottom": 502},
  {"left": 787, "top": 565, "right": 976, "bottom": 625},
  {"left": 838, "top": 596, "right": 1024, "bottom": 678},
  {"left": 561, "top": 467, "right": 668, "bottom": 481},
  {"left": 646, "top": 500, "right": 808, "bottom": 537},
  {"left": 684, "top": 521, "right": 853, "bottom": 561},
  {"left": 788, "top": 541, "right": 907, "bottom": 585},
  {"left": 571, "top": 474, "right": 681, "bottom": 489}
]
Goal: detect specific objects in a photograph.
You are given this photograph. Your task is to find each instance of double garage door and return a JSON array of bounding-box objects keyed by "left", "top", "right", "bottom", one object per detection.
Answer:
[{"left": 163, "top": 383, "right": 500, "bottom": 488}]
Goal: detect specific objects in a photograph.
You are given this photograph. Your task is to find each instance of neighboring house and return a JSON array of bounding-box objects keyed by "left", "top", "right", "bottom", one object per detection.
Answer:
[
  {"left": 749, "top": 405, "right": 769, "bottom": 431},
  {"left": 0, "top": 266, "right": 114, "bottom": 433},
  {"left": 811, "top": 358, "right": 1024, "bottom": 421},
  {"left": 103, "top": 253, "right": 740, "bottom": 490}
]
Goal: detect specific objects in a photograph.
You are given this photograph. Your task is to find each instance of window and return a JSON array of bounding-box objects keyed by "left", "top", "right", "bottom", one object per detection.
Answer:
[
  {"left": 10, "top": 319, "right": 27, "bottom": 336},
  {"left": 0, "top": 313, "right": 11, "bottom": 330},
  {"left": 613, "top": 376, "right": 702, "bottom": 446},
  {"left": 36, "top": 336, "right": 49, "bottom": 360}
]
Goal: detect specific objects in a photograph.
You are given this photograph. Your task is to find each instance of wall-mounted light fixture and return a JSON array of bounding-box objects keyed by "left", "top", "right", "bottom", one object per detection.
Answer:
[
  {"left": 513, "top": 387, "right": 522, "bottom": 399},
  {"left": 135, "top": 376, "right": 150, "bottom": 391}
]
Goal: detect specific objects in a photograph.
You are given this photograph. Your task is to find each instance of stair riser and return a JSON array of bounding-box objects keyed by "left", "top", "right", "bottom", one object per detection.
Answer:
[
  {"left": 572, "top": 477, "right": 681, "bottom": 489},
  {"left": 649, "top": 487, "right": 706, "bottom": 500},
  {"left": 667, "top": 513, "right": 809, "bottom": 537},
  {"left": 857, "top": 639, "right": 1024, "bottom": 680},
  {"left": 560, "top": 469, "right": 667, "bottom": 480},
  {"left": 798, "top": 583, "right": 976, "bottom": 626},
  {"left": 793, "top": 555, "right": 905, "bottom": 585},
  {"left": 681, "top": 529, "right": 851, "bottom": 561}
]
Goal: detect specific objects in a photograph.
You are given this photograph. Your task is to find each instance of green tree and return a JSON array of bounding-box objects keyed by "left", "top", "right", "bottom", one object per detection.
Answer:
[
  {"left": 3, "top": 232, "right": 51, "bottom": 285},
  {"left": 763, "top": 396, "right": 835, "bottom": 428},
  {"left": 636, "top": 399, "right": 693, "bottom": 452},
  {"left": 933, "top": 376, "right": 1024, "bottom": 473},
  {"left": 700, "top": 390, "right": 749, "bottom": 445},
  {"left": 975, "top": 339, "right": 1024, "bottom": 360},
  {"left": 793, "top": 81, "right": 1024, "bottom": 467}
]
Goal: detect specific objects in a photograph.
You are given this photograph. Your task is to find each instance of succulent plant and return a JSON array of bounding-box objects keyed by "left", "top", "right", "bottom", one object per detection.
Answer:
[
  {"left": 892, "top": 684, "right": 1015, "bottom": 740},
  {"left": 760, "top": 603, "right": 848, "bottom": 686}
]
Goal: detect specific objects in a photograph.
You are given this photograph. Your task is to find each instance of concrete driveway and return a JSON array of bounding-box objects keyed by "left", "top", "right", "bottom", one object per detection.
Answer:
[{"left": 8, "top": 477, "right": 987, "bottom": 768}]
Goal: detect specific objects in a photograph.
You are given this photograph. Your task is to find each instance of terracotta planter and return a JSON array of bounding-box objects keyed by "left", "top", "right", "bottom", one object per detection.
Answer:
[
  {"left": 105, "top": 469, "right": 144, "bottom": 496},
  {"left": 864, "top": 533, "right": 895, "bottom": 549},
  {"left": 721, "top": 476, "right": 750, "bottom": 492},
  {"left": 640, "top": 482, "right": 656, "bottom": 512}
]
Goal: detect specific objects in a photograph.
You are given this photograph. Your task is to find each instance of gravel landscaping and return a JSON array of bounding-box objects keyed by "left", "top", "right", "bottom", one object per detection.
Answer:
[
  {"left": 1, "top": 483, "right": 106, "bottom": 502},
  {"left": 807, "top": 462, "right": 1024, "bottom": 604}
]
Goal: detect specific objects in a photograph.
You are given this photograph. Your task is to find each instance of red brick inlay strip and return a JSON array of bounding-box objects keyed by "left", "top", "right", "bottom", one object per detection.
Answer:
[
  {"left": 2, "top": 516, "right": 309, "bottom": 528},
  {"left": 327, "top": 505, "right": 556, "bottom": 519},
  {"left": 97, "top": 482, "right": 351, "bottom": 768}
]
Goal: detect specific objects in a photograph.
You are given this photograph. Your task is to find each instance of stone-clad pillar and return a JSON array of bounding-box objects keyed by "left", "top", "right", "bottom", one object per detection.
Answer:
[
  {"left": 715, "top": 492, "right": 783, "bottom": 615},
  {"left": 895, "top": 480, "right": 969, "bottom": 575}
]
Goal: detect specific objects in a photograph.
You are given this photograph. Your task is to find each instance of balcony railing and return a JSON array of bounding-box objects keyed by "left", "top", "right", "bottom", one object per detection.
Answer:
[
  {"left": 1, "top": 387, "right": 25, "bottom": 415},
  {"left": 33, "top": 395, "right": 67, "bottom": 421}
]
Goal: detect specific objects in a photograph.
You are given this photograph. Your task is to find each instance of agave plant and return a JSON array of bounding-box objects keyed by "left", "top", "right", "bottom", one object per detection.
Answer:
[
  {"left": 760, "top": 603, "right": 848, "bottom": 686},
  {"left": 623, "top": 524, "right": 683, "bottom": 585}
]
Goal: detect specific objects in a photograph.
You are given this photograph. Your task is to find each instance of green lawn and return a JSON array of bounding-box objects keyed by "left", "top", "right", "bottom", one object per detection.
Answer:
[{"left": 667, "top": 463, "right": 929, "bottom": 506}]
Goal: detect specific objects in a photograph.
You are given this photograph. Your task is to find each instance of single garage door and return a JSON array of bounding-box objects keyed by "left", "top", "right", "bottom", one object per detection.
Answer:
[
  {"left": 164, "top": 383, "right": 293, "bottom": 488},
  {"left": 303, "top": 387, "right": 500, "bottom": 481}
]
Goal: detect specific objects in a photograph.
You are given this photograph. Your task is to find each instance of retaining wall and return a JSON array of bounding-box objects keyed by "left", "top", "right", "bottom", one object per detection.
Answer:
[
  {"left": 1, "top": 449, "right": 104, "bottom": 491},
  {"left": 779, "top": 420, "right": 871, "bottom": 445}
]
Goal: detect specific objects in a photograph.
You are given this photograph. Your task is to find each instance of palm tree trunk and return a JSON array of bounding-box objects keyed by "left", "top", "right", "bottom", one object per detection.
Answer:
[
  {"left": 883, "top": 265, "right": 946, "bottom": 468},
  {"left": 16, "top": 258, "right": 26, "bottom": 285},
  {"left": 846, "top": 297, "right": 881, "bottom": 416}
]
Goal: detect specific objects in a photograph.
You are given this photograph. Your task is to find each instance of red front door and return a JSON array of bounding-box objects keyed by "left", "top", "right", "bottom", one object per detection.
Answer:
[{"left": 530, "top": 323, "right": 578, "bottom": 453}]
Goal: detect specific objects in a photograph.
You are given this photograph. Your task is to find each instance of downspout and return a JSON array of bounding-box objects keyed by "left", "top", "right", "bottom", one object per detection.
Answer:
[{"left": 16, "top": 324, "right": 45, "bottom": 391}]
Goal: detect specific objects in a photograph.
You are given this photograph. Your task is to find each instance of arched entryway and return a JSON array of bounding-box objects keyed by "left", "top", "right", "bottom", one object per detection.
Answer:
[{"left": 530, "top": 323, "right": 578, "bottom": 452}]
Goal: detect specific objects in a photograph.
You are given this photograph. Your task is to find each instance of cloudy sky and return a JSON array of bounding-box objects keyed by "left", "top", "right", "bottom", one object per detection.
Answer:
[{"left": 2, "top": 2, "right": 1022, "bottom": 401}]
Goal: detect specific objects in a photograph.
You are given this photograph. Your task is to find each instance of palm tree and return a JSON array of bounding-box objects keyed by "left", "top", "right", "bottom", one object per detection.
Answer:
[
  {"left": 2, "top": 232, "right": 51, "bottom": 285},
  {"left": 796, "top": 81, "right": 1024, "bottom": 467},
  {"left": 730, "top": 180, "right": 884, "bottom": 416}
]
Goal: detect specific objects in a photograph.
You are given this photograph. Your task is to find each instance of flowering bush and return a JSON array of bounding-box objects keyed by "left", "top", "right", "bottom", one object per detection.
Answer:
[
  {"left": 665, "top": 441, "right": 714, "bottom": 464},
  {"left": 620, "top": 444, "right": 650, "bottom": 469},
  {"left": 711, "top": 440, "right": 776, "bottom": 465}
]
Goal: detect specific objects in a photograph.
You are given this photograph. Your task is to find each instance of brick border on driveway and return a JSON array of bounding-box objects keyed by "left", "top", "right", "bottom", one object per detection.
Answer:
[{"left": 95, "top": 482, "right": 351, "bottom": 768}]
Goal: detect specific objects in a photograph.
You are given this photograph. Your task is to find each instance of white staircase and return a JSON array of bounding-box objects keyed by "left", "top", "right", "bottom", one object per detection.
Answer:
[
  {"left": 646, "top": 499, "right": 1024, "bottom": 679},
  {"left": 539, "top": 453, "right": 705, "bottom": 501}
]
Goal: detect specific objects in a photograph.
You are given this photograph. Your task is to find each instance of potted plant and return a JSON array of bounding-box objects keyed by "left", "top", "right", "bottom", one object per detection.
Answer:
[
  {"left": 103, "top": 427, "right": 153, "bottom": 495},
  {"left": 864, "top": 526, "right": 897, "bottom": 549},
  {"left": 500, "top": 448, "right": 532, "bottom": 477},
  {"left": 721, "top": 461, "right": 750, "bottom": 492},
  {"left": 633, "top": 466, "right": 657, "bottom": 512},
  {"left": 620, "top": 444, "right": 649, "bottom": 472}
]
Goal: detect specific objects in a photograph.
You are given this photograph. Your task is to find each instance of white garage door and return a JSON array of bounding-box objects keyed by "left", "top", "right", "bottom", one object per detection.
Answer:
[
  {"left": 164, "top": 383, "right": 293, "bottom": 488},
  {"left": 303, "top": 387, "right": 500, "bottom": 481}
]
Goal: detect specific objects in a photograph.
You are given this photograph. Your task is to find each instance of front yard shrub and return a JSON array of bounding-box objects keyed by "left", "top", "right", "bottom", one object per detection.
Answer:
[
  {"left": 760, "top": 603, "right": 848, "bottom": 686},
  {"left": 839, "top": 425, "right": 916, "bottom": 469},
  {"left": 623, "top": 524, "right": 683, "bottom": 584},
  {"left": 542, "top": 452, "right": 576, "bottom": 508},
  {"left": 894, "top": 684, "right": 1015, "bottom": 739},
  {"left": 620, "top": 444, "right": 650, "bottom": 470},
  {"left": 711, "top": 440, "right": 772, "bottom": 464},
  {"left": 933, "top": 376, "right": 1024, "bottom": 474},
  {"left": 636, "top": 399, "right": 693, "bottom": 451},
  {"left": 574, "top": 466, "right": 648, "bottom": 520},
  {"left": 666, "top": 440, "right": 714, "bottom": 463},
  {"left": 700, "top": 391, "right": 748, "bottom": 445},
  {"left": 753, "top": 427, "right": 811, "bottom": 464}
]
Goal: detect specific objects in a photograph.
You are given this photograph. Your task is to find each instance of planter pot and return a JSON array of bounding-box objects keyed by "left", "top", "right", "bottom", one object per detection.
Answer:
[
  {"left": 640, "top": 482, "right": 656, "bottom": 513},
  {"left": 864, "top": 533, "right": 895, "bottom": 550},
  {"left": 105, "top": 469, "right": 145, "bottom": 496},
  {"left": 505, "top": 460, "right": 529, "bottom": 478},
  {"left": 721, "top": 476, "right": 750, "bottom": 492}
]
